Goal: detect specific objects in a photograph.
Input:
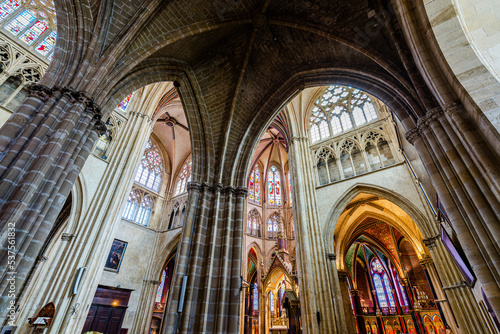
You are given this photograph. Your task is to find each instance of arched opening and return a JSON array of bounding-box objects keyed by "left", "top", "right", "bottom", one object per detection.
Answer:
[
  {"left": 333, "top": 191, "right": 448, "bottom": 334},
  {"left": 149, "top": 246, "right": 178, "bottom": 334}
]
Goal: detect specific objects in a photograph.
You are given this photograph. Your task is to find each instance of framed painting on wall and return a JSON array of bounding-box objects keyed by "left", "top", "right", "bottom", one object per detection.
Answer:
[{"left": 104, "top": 239, "right": 128, "bottom": 273}]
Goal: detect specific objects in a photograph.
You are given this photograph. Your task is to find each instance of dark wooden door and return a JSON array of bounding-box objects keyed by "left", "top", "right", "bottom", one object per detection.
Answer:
[{"left": 81, "top": 285, "right": 132, "bottom": 334}]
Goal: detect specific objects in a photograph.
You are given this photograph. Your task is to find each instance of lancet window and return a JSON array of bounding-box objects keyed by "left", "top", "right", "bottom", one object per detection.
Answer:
[
  {"left": 122, "top": 138, "right": 164, "bottom": 227},
  {"left": 118, "top": 93, "right": 133, "bottom": 112},
  {"left": 313, "top": 128, "right": 397, "bottom": 185},
  {"left": 248, "top": 165, "right": 261, "bottom": 203},
  {"left": 371, "top": 259, "right": 396, "bottom": 310},
  {"left": 175, "top": 157, "right": 192, "bottom": 195},
  {"left": 267, "top": 212, "right": 279, "bottom": 239},
  {"left": 267, "top": 165, "right": 281, "bottom": 206},
  {"left": 309, "top": 85, "right": 379, "bottom": 143},
  {"left": 247, "top": 209, "right": 261, "bottom": 237},
  {"left": 252, "top": 283, "right": 259, "bottom": 311},
  {"left": 135, "top": 139, "right": 163, "bottom": 192},
  {"left": 122, "top": 188, "right": 155, "bottom": 226}
]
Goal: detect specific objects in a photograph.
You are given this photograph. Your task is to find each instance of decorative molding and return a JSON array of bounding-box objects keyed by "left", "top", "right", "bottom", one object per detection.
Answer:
[
  {"left": 61, "top": 233, "right": 76, "bottom": 242},
  {"left": 187, "top": 181, "right": 203, "bottom": 193},
  {"left": 422, "top": 234, "right": 440, "bottom": 250},
  {"left": 443, "top": 101, "right": 463, "bottom": 117},
  {"left": 326, "top": 252, "right": 336, "bottom": 261},
  {"left": 28, "top": 84, "right": 52, "bottom": 102},
  {"left": 416, "top": 106, "right": 444, "bottom": 131},
  {"left": 36, "top": 255, "right": 48, "bottom": 262},
  {"left": 404, "top": 127, "right": 420, "bottom": 144}
]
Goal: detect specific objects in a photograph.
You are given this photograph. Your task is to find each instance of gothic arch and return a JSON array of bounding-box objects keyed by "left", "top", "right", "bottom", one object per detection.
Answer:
[
  {"left": 323, "top": 183, "right": 434, "bottom": 255},
  {"left": 233, "top": 67, "right": 425, "bottom": 190},
  {"left": 246, "top": 243, "right": 263, "bottom": 263},
  {"left": 153, "top": 232, "right": 182, "bottom": 278}
]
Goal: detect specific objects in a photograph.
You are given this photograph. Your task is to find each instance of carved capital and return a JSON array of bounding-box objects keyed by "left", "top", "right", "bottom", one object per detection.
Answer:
[
  {"left": 404, "top": 128, "right": 420, "bottom": 144},
  {"left": 422, "top": 234, "right": 440, "bottom": 250},
  {"left": 443, "top": 101, "right": 463, "bottom": 117},
  {"left": 28, "top": 84, "right": 52, "bottom": 102},
  {"left": 187, "top": 181, "right": 203, "bottom": 193},
  {"left": 326, "top": 252, "right": 336, "bottom": 261},
  {"left": 419, "top": 255, "right": 433, "bottom": 268},
  {"left": 235, "top": 186, "right": 249, "bottom": 196},
  {"left": 61, "top": 233, "right": 76, "bottom": 242},
  {"left": 417, "top": 107, "right": 444, "bottom": 131}
]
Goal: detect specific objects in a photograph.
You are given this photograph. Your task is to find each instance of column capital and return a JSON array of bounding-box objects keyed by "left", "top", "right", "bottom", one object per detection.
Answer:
[
  {"left": 291, "top": 136, "right": 309, "bottom": 142},
  {"left": 187, "top": 181, "right": 203, "bottom": 193},
  {"left": 416, "top": 106, "right": 444, "bottom": 132},
  {"left": 443, "top": 101, "right": 463, "bottom": 116},
  {"left": 422, "top": 234, "right": 440, "bottom": 250},
  {"left": 404, "top": 127, "right": 420, "bottom": 144},
  {"left": 326, "top": 252, "right": 336, "bottom": 261},
  {"left": 28, "top": 83, "right": 52, "bottom": 102},
  {"left": 419, "top": 255, "right": 434, "bottom": 268}
]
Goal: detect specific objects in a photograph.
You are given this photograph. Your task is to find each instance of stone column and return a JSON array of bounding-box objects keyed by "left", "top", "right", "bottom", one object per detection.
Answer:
[
  {"left": 406, "top": 105, "right": 500, "bottom": 317},
  {"left": 325, "top": 253, "right": 350, "bottom": 334},
  {"left": 163, "top": 183, "right": 247, "bottom": 333},
  {"left": 0, "top": 85, "right": 106, "bottom": 322},
  {"left": 288, "top": 136, "right": 338, "bottom": 333},
  {"left": 423, "top": 233, "right": 490, "bottom": 333},
  {"left": 337, "top": 270, "right": 357, "bottom": 334},
  {"left": 8, "top": 108, "right": 154, "bottom": 332}
]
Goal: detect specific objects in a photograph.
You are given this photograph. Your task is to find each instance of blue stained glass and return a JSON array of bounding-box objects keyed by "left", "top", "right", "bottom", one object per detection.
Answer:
[
  {"left": 4, "top": 9, "right": 35, "bottom": 35},
  {"left": 0, "top": 0, "right": 20, "bottom": 21},
  {"left": 36, "top": 30, "right": 56, "bottom": 56},
  {"left": 373, "top": 274, "right": 388, "bottom": 307},
  {"left": 252, "top": 284, "right": 258, "bottom": 311},
  {"left": 270, "top": 292, "right": 275, "bottom": 312},
  {"left": 383, "top": 273, "right": 396, "bottom": 307},
  {"left": 155, "top": 270, "right": 166, "bottom": 303}
]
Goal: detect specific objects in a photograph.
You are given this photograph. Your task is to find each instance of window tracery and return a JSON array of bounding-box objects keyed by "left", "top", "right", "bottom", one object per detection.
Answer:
[
  {"left": 118, "top": 93, "right": 133, "bottom": 112},
  {"left": 122, "top": 188, "right": 155, "bottom": 226},
  {"left": 247, "top": 209, "right": 261, "bottom": 237},
  {"left": 135, "top": 139, "right": 163, "bottom": 192},
  {"left": 175, "top": 157, "right": 192, "bottom": 195},
  {"left": 267, "top": 165, "right": 281, "bottom": 206},
  {"left": 0, "top": 0, "right": 57, "bottom": 60},
  {"left": 313, "top": 125, "right": 397, "bottom": 185},
  {"left": 371, "top": 259, "right": 397, "bottom": 310},
  {"left": 248, "top": 165, "right": 261, "bottom": 204},
  {"left": 309, "top": 85, "right": 379, "bottom": 143},
  {"left": 267, "top": 212, "right": 280, "bottom": 239}
]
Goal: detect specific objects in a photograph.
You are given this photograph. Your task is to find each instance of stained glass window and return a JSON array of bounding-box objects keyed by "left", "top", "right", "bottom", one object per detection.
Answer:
[
  {"left": 248, "top": 166, "right": 260, "bottom": 203},
  {"left": 123, "top": 188, "right": 140, "bottom": 221},
  {"left": 175, "top": 157, "right": 192, "bottom": 195},
  {"left": 35, "top": 30, "right": 56, "bottom": 56},
  {"left": 135, "top": 139, "right": 163, "bottom": 192},
  {"left": 19, "top": 19, "right": 47, "bottom": 45},
  {"left": 118, "top": 93, "right": 132, "bottom": 111},
  {"left": 398, "top": 279, "right": 409, "bottom": 306},
  {"left": 0, "top": 0, "right": 20, "bottom": 21},
  {"left": 383, "top": 273, "right": 396, "bottom": 308},
  {"left": 371, "top": 258, "right": 384, "bottom": 273},
  {"left": 270, "top": 292, "right": 275, "bottom": 312},
  {"left": 267, "top": 212, "right": 279, "bottom": 238},
  {"left": 247, "top": 209, "right": 261, "bottom": 237},
  {"left": 288, "top": 173, "right": 292, "bottom": 205},
  {"left": 4, "top": 9, "right": 35, "bottom": 35},
  {"left": 95, "top": 132, "right": 111, "bottom": 156},
  {"left": 267, "top": 166, "right": 281, "bottom": 205},
  {"left": 155, "top": 270, "right": 167, "bottom": 303},
  {"left": 252, "top": 283, "right": 259, "bottom": 311},
  {"left": 122, "top": 188, "right": 155, "bottom": 226},
  {"left": 309, "top": 85, "right": 379, "bottom": 141},
  {"left": 373, "top": 274, "right": 388, "bottom": 308}
]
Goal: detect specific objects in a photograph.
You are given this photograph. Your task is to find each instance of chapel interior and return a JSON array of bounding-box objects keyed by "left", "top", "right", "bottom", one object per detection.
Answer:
[{"left": 0, "top": 0, "right": 500, "bottom": 334}]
